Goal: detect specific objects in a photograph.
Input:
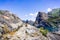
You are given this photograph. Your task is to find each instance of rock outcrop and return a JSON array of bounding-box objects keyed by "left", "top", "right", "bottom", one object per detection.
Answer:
[
  {"left": 36, "top": 12, "right": 48, "bottom": 22},
  {"left": 35, "top": 12, "right": 48, "bottom": 27},
  {"left": 34, "top": 12, "right": 53, "bottom": 31},
  {"left": 0, "top": 10, "right": 48, "bottom": 40},
  {"left": 0, "top": 10, "right": 23, "bottom": 40},
  {"left": 0, "top": 10, "right": 60, "bottom": 40},
  {"left": 7, "top": 24, "right": 48, "bottom": 40}
]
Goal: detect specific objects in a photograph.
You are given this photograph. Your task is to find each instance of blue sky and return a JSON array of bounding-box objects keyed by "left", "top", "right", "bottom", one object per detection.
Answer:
[{"left": 0, "top": 0, "right": 60, "bottom": 21}]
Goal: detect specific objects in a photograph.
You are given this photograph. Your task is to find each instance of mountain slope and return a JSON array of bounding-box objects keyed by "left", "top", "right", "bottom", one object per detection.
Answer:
[{"left": 0, "top": 10, "right": 48, "bottom": 40}]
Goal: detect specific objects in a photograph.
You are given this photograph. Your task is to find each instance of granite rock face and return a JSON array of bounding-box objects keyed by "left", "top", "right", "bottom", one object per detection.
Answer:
[
  {"left": 6, "top": 24, "right": 48, "bottom": 40},
  {"left": 36, "top": 12, "right": 48, "bottom": 22},
  {"left": 0, "top": 10, "right": 23, "bottom": 40},
  {"left": 0, "top": 10, "right": 48, "bottom": 40},
  {"left": 34, "top": 12, "right": 58, "bottom": 32},
  {"left": 34, "top": 12, "right": 53, "bottom": 31},
  {"left": 0, "top": 10, "right": 60, "bottom": 40},
  {"left": 35, "top": 12, "right": 48, "bottom": 27}
]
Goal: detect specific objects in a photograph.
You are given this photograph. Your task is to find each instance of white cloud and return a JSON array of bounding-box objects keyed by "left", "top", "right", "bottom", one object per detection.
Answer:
[
  {"left": 29, "top": 13, "right": 34, "bottom": 16},
  {"left": 24, "top": 12, "right": 38, "bottom": 21},
  {"left": 34, "top": 12, "right": 38, "bottom": 17},
  {"left": 29, "top": 12, "right": 38, "bottom": 17},
  {"left": 29, "top": 12, "right": 38, "bottom": 21},
  {"left": 47, "top": 8, "right": 52, "bottom": 12}
]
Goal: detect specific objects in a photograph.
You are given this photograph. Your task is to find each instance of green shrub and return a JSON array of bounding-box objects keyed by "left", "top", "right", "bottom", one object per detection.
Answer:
[{"left": 39, "top": 27, "right": 48, "bottom": 36}]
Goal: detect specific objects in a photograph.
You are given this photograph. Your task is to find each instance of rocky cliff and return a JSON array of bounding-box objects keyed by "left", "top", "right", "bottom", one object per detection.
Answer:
[
  {"left": 0, "top": 10, "right": 48, "bottom": 40},
  {"left": 34, "top": 12, "right": 55, "bottom": 32},
  {"left": 0, "top": 10, "right": 60, "bottom": 40}
]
